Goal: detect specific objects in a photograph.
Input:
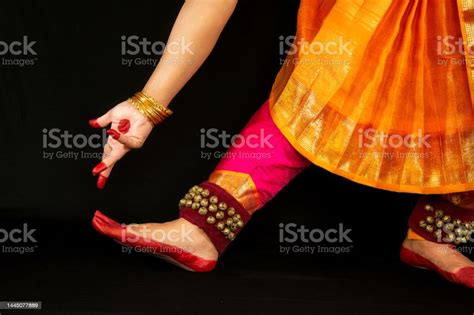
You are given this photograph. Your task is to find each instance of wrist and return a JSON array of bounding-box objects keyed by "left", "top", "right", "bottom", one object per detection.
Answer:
[
  {"left": 142, "top": 85, "right": 172, "bottom": 108},
  {"left": 128, "top": 91, "right": 173, "bottom": 126}
]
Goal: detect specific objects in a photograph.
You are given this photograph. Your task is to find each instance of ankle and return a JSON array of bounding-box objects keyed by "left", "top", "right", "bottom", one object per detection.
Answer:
[{"left": 178, "top": 218, "right": 218, "bottom": 258}]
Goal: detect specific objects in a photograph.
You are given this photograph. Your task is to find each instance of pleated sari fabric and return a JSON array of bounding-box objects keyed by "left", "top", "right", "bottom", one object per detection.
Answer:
[{"left": 270, "top": 0, "right": 474, "bottom": 194}]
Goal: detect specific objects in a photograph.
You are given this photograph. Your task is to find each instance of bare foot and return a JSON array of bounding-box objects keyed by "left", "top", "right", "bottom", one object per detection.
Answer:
[
  {"left": 401, "top": 238, "right": 474, "bottom": 288},
  {"left": 126, "top": 218, "right": 218, "bottom": 261},
  {"left": 401, "top": 238, "right": 474, "bottom": 273}
]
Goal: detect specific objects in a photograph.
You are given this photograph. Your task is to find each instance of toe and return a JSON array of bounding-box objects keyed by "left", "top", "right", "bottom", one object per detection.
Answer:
[
  {"left": 92, "top": 211, "right": 125, "bottom": 241},
  {"left": 455, "top": 267, "right": 474, "bottom": 288},
  {"left": 94, "top": 210, "right": 121, "bottom": 227}
]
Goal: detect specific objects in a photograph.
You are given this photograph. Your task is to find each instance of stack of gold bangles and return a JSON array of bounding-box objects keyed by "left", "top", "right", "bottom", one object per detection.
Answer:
[{"left": 128, "top": 91, "right": 173, "bottom": 125}]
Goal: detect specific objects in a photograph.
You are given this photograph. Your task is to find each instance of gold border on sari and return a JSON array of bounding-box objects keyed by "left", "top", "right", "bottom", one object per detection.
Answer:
[
  {"left": 208, "top": 170, "right": 261, "bottom": 214},
  {"left": 457, "top": 0, "right": 474, "bottom": 105}
]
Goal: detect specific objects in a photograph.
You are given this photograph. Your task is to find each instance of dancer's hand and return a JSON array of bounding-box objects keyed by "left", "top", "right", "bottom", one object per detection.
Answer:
[
  {"left": 88, "top": 0, "right": 238, "bottom": 189},
  {"left": 89, "top": 100, "right": 154, "bottom": 189}
]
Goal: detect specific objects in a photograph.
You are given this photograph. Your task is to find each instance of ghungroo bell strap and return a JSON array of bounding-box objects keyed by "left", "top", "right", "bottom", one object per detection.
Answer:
[{"left": 179, "top": 181, "right": 250, "bottom": 253}]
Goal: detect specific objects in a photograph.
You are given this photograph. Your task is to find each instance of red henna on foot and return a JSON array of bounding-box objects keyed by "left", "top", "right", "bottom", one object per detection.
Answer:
[{"left": 91, "top": 211, "right": 217, "bottom": 272}]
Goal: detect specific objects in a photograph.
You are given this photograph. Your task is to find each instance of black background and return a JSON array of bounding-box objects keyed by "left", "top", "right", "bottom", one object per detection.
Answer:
[{"left": 0, "top": 1, "right": 472, "bottom": 314}]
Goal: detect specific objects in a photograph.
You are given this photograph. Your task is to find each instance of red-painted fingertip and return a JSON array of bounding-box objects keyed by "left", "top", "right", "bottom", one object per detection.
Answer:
[
  {"left": 92, "top": 162, "right": 107, "bottom": 175},
  {"left": 107, "top": 129, "right": 120, "bottom": 140},
  {"left": 97, "top": 174, "right": 108, "bottom": 189},
  {"left": 89, "top": 119, "right": 101, "bottom": 128},
  {"left": 118, "top": 119, "right": 131, "bottom": 133}
]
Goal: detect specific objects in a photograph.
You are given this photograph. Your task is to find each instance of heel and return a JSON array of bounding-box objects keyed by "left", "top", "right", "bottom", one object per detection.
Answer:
[{"left": 400, "top": 246, "right": 432, "bottom": 270}]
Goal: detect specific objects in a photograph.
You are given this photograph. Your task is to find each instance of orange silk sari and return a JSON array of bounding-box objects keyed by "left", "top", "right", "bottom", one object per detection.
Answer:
[{"left": 269, "top": 0, "right": 474, "bottom": 194}]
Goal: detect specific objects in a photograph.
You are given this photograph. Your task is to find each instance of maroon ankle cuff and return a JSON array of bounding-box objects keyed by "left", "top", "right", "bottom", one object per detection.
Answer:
[
  {"left": 179, "top": 181, "right": 251, "bottom": 253},
  {"left": 408, "top": 196, "right": 474, "bottom": 245}
]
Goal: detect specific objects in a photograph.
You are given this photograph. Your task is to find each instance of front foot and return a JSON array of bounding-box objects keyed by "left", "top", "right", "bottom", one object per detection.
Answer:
[
  {"left": 92, "top": 211, "right": 218, "bottom": 272},
  {"left": 401, "top": 238, "right": 474, "bottom": 288},
  {"left": 126, "top": 218, "right": 218, "bottom": 261}
]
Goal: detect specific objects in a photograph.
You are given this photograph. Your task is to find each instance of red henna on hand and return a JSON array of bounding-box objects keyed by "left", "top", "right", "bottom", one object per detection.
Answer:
[
  {"left": 92, "top": 162, "right": 108, "bottom": 175},
  {"left": 118, "top": 119, "right": 131, "bottom": 133},
  {"left": 97, "top": 174, "right": 108, "bottom": 189},
  {"left": 89, "top": 119, "right": 101, "bottom": 128},
  {"left": 107, "top": 129, "right": 120, "bottom": 140}
]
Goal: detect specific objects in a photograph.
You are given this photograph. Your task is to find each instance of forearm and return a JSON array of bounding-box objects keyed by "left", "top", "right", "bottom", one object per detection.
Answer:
[{"left": 143, "top": 0, "right": 237, "bottom": 106}]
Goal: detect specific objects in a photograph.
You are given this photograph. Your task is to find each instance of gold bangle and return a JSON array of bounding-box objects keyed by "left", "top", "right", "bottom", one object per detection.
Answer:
[
  {"left": 128, "top": 96, "right": 159, "bottom": 125},
  {"left": 136, "top": 91, "right": 173, "bottom": 116},
  {"left": 135, "top": 91, "right": 172, "bottom": 122},
  {"left": 128, "top": 91, "right": 173, "bottom": 125}
]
